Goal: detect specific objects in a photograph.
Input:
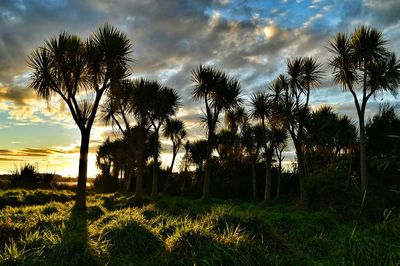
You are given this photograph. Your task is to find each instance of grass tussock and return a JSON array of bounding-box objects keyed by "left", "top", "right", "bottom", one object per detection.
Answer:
[{"left": 0, "top": 189, "right": 399, "bottom": 265}]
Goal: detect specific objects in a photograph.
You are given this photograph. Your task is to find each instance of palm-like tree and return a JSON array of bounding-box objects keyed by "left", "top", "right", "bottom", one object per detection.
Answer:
[
  {"left": 216, "top": 128, "right": 237, "bottom": 165},
  {"left": 274, "top": 127, "right": 288, "bottom": 199},
  {"left": 96, "top": 138, "right": 114, "bottom": 177},
  {"left": 250, "top": 75, "right": 287, "bottom": 204},
  {"left": 249, "top": 92, "right": 271, "bottom": 203},
  {"left": 103, "top": 78, "right": 163, "bottom": 196},
  {"left": 224, "top": 106, "right": 248, "bottom": 162},
  {"left": 302, "top": 57, "right": 323, "bottom": 106},
  {"left": 105, "top": 78, "right": 159, "bottom": 196},
  {"left": 241, "top": 124, "right": 264, "bottom": 200},
  {"left": 307, "top": 106, "right": 338, "bottom": 167},
  {"left": 328, "top": 26, "right": 400, "bottom": 192},
  {"left": 188, "top": 139, "right": 208, "bottom": 183},
  {"left": 283, "top": 57, "right": 322, "bottom": 203},
  {"left": 162, "top": 118, "right": 187, "bottom": 194},
  {"left": 225, "top": 106, "right": 248, "bottom": 133},
  {"left": 28, "top": 25, "right": 132, "bottom": 210},
  {"left": 149, "top": 87, "right": 179, "bottom": 198},
  {"left": 180, "top": 140, "right": 192, "bottom": 194},
  {"left": 129, "top": 78, "right": 160, "bottom": 198},
  {"left": 96, "top": 137, "right": 129, "bottom": 185},
  {"left": 103, "top": 79, "right": 136, "bottom": 192},
  {"left": 192, "top": 65, "right": 242, "bottom": 200}
]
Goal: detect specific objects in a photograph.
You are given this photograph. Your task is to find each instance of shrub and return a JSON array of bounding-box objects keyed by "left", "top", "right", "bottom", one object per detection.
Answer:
[
  {"left": 10, "top": 164, "right": 39, "bottom": 186},
  {"left": 93, "top": 173, "right": 119, "bottom": 193},
  {"left": 345, "top": 236, "right": 400, "bottom": 266},
  {"left": 304, "top": 167, "right": 360, "bottom": 218},
  {"left": 9, "top": 164, "right": 58, "bottom": 189}
]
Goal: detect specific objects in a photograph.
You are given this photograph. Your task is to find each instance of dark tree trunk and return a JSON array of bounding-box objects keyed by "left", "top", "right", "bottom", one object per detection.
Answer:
[
  {"left": 263, "top": 124, "right": 275, "bottom": 205},
  {"left": 358, "top": 111, "right": 368, "bottom": 193},
  {"left": 252, "top": 160, "right": 257, "bottom": 200},
  {"left": 181, "top": 167, "right": 188, "bottom": 196},
  {"left": 75, "top": 130, "right": 90, "bottom": 210},
  {"left": 125, "top": 160, "right": 134, "bottom": 192},
  {"left": 135, "top": 125, "right": 145, "bottom": 198},
  {"left": 289, "top": 124, "right": 307, "bottom": 205},
  {"left": 125, "top": 141, "right": 136, "bottom": 192},
  {"left": 276, "top": 159, "right": 282, "bottom": 199},
  {"left": 163, "top": 148, "right": 177, "bottom": 194},
  {"left": 263, "top": 152, "right": 273, "bottom": 204},
  {"left": 202, "top": 130, "right": 213, "bottom": 200},
  {"left": 346, "top": 155, "right": 353, "bottom": 189},
  {"left": 151, "top": 130, "right": 159, "bottom": 198},
  {"left": 295, "top": 142, "right": 307, "bottom": 204}
]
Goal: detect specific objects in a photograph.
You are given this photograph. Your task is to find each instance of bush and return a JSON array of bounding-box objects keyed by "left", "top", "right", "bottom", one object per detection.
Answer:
[
  {"left": 93, "top": 173, "right": 119, "bottom": 193},
  {"left": 10, "top": 164, "right": 39, "bottom": 186},
  {"left": 345, "top": 236, "right": 400, "bottom": 266},
  {"left": 9, "top": 164, "right": 58, "bottom": 189},
  {"left": 304, "top": 166, "right": 360, "bottom": 218}
]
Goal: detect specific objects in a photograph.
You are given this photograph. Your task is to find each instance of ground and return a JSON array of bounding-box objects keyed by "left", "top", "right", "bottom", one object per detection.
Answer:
[{"left": 0, "top": 189, "right": 398, "bottom": 265}]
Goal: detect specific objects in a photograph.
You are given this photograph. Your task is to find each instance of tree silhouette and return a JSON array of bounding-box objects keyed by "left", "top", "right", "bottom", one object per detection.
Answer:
[
  {"left": 282, "top": 57, "right": 322, "bottom": 203},
  {"left": 188, "top": 139, "right": 208, "bottom": 184},
  {"left": 28, "top": 25, "right": 132, "bottom": 210},
  {"left": 225, "top": 106, "right": 248, "bottom": 133},
  {"left": 216, "top": 128, "right": 238, "bottom": 166},
  {"left": 273, "top": 126, "right": 288, "bottom": 199},
  {"left": 250, "top": 91, "right": 271, "bottom": 203},
  {"left": 103, "top": 79, "right": 136, "bottom": 192},
  {"left": 241, "top": 124, "right": 264, "bottom": 200},
  {"left": 129, "top": 79, "right": 161, "bottom": 198},
  {"left": 306, "top": 106, "right": 357, "bottom": 170},
  {"left": 329, "top": 26, "right": 400, "bottom": 192},
  {"left": 192, "top": 65, "right": 242, "bottom": 200},
  {"left": 223, "top": 106, "right": 248, "bottom": 162},
  {"left": 149, "top": 87, "right": 179, "bottom": 197},
  {"left": 367, "top": 104, "right": 400, "bottom": 159},
  {"left": 162, "top": 118, "right": 187, "bottom": 194},
  {"left": 96, "top": 138, "right": 127, "bottom": 179}
]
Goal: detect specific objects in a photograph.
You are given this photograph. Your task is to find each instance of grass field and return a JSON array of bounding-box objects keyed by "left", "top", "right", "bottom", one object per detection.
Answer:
[{"left": 0, "top": 189, "right": 399, "bottom": 265}]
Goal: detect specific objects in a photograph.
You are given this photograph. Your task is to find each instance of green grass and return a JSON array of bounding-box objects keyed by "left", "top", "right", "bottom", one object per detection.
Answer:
[{"left": 0, "top": 189, "right": 398, "bottom": 265}]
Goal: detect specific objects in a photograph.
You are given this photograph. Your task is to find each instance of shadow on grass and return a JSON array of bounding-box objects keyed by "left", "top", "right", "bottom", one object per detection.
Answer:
[
  {"left": 44, "top": 207, "right": 96, "bottom": 266},
  {"left": 100, "top": 219, "right": 164, "bottom": 265},
  {"left": 0, "top": 190, "right": 74, "bottom": 210},
  {"left": 152, "top": 196, "right": 217, "bottom": 218}
]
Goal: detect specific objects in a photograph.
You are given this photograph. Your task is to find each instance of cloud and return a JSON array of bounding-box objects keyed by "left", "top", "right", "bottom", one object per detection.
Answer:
[
  {"left": 363, "top": 0, "right": 400, "bottom": 27},
  {"left": 0, "top": 0, "right": 399, "bottom": 174},
  {"left": 0, "top": 147, "right": 70, "bottom": 158},
  {"left": 0, "top": 85, "right": 34, "bottom": 105}
]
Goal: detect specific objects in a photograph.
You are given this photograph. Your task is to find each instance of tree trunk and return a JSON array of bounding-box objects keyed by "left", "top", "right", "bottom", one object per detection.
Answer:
[
  {"left": 202, "top": 131, "right": 213, "bottom": 200},
  {"left": 252, "top": 160, "right": 257, "bottom": 200},
  {"left": 125, "top": 141, "right": 136, "bottom": 192},
  {"left": 358, "top": 112, "right": 368, "bottom": 193},
  {"left": 296, "top": 142, "right": 307, "bottom": 205},
  {"left": 75, "top": 130, "right": 90, "bottom": 210},
  {"left": 163, "top": 149, "right": 177, "bottom": 194},
  {"left": 276, "top": 159, "right": 282, "bottom": 199},
  {"left": 263, "top": 152, "right": 272, "bottom": 204},
  {"left": 135, "top": 126, "right": 145, "bottom": 198},
  {"left": 151, "top": 131, "right": 159, "bottom": 198},
  {"left": 181, "top": 165, "right": 188, "bottom": 196},
  {"left": 346, "top": 155, "right": 353, "bottom": 189},
  {"left": 124, "top": 160, "right": 134, "bottom": 193},
  {"left": 263, "top": 124, "right": 275, "bottom": 205}
]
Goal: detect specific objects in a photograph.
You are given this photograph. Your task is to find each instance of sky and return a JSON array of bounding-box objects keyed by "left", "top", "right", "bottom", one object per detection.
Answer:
[{"left": 0, "top": 0, "right": 399, "bottom": 177}]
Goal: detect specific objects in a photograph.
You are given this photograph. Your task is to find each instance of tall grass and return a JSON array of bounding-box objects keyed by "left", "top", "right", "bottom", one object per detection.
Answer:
[{"left": 0, "top": 189, "right": 398, "bottom": 265}]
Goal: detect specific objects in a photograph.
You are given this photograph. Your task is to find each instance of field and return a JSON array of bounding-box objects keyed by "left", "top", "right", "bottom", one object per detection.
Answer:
[{"left": 0, "top": 189, "right": 399, "bottom": 265}]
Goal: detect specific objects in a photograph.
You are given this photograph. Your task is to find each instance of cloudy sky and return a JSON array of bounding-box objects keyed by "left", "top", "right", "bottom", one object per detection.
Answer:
[{"left": 0, "top": 0, "right": 399, "bottom": 177}]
